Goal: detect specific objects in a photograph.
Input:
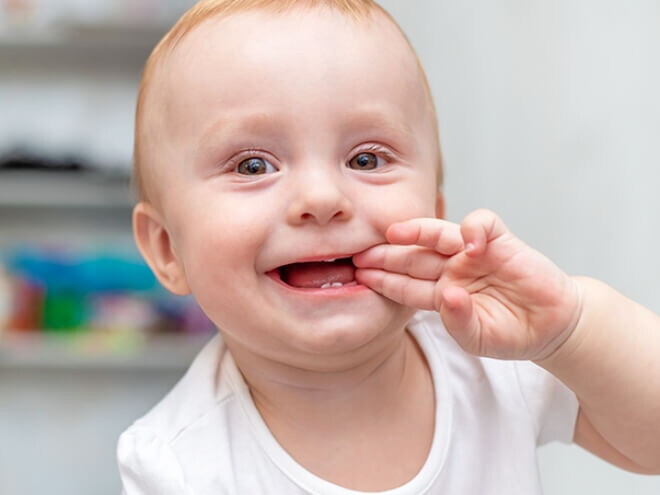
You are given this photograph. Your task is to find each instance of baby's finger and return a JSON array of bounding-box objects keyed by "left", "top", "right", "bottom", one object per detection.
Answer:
[
  {"left": 438, "top": 286, "right": 483, "bottom": 355},
  {"left": 460, "top": 209, "right": 509, "bottom": 257},
  {"left": 353, "top": 244, "right": 447, "bottom": 281},
  {"left": 386, "top": 218, "right": 464, "bottom": 255},
  {"left": 355, "top": 268, "right": 438, "bottom": 311}
]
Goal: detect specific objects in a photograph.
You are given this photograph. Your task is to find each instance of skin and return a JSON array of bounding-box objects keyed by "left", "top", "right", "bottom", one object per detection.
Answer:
[{"left": 133, "top": 6, "right": 660, "bottom": 491}]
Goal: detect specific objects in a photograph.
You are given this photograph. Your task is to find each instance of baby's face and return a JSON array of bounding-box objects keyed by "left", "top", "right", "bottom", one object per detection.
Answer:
[{"left": 148, "top": 8, "right": 441, "bottom": 369}]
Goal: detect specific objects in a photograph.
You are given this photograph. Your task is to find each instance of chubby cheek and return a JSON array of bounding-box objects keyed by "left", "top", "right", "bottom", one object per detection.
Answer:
[
  {"left": 171, "top": 198, "right": 274, "bottom": 306},
  {"left": 363, "top": 180, "right": 438, "bottom": 235}
]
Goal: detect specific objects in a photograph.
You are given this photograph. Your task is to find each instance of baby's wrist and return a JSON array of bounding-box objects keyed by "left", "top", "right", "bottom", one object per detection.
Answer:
[{"left": 534, "top": 275, "right": 588, "bottom": 369}]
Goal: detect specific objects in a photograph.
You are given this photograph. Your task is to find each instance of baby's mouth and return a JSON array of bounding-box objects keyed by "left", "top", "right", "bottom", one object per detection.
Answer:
[{"left": 273, "top": 257, "right": 357, "bottom": 289}]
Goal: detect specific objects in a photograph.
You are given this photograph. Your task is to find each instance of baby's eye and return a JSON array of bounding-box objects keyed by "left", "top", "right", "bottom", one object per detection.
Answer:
[
  {"left": 347, "top": 152, "right": 381, "bottom": 171},
  {"left": 236, "top": 157, "right": 277, "bottom": 175}
]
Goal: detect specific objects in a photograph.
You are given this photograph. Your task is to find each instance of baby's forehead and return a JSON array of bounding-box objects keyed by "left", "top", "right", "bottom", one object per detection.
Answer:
[
  {"left": 154, "top": 8, "right": 425, "bottom": 124},
  {"left": 175, "top": 9, "right": 411, "bottom": 77}
]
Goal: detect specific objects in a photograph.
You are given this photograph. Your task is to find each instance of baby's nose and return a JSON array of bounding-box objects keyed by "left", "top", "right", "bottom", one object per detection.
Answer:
[{"left": 286, "top": 171, "right": 354, "bottom": 226}]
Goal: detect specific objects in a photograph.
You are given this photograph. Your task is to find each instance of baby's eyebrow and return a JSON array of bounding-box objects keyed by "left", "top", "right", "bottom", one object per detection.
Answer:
[
  {"left": 341, "top": 110, "right": 415, "bottom": 139},
  {"left": 194, "top": 108, "right": 414, "bottom": 158},
  {"left": 197, "top": 111, "right": 282, "bottom": 150}
]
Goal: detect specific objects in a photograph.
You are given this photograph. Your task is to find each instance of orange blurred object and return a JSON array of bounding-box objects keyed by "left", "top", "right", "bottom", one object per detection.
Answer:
[{"left": 6, "top": 276, "right": 43, "bottom": 332}]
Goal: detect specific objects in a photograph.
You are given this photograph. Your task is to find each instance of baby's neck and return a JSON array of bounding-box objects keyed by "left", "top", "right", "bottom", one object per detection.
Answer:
[{"left": 236, "top": 330, "right": 436, "bottom": 491}]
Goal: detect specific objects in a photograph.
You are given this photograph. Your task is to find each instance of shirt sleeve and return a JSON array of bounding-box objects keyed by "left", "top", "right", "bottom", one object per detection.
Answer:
[
  {"left": 513, "top": 360, "right": 579, "bottom": 445},
  {"left": 117, "top": 425, "right": 188, "bottom": 495}
]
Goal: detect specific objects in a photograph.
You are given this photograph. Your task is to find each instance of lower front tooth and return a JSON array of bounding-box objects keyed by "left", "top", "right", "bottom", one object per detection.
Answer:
[{"left": 320, "top": 282, "right": 344, "bottom": 289}]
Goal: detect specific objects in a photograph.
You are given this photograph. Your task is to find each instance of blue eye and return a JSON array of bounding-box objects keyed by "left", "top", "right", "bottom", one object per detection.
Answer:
[
  {"left": 348, "top": 152, "right": 381, "bottom": 171},
  {"left": 236, "top": 157, "right": 277, "bottom": 175}
]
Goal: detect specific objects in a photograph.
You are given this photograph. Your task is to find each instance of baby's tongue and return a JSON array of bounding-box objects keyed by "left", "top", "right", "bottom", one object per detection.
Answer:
[{"left": 281, "top": 259, "right": 355, "bottom": 289}]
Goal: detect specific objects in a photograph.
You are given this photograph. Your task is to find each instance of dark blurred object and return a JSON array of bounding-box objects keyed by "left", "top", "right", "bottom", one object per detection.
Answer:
[{"left": 0, "top": 149, "right": 87, "bottom": 172}]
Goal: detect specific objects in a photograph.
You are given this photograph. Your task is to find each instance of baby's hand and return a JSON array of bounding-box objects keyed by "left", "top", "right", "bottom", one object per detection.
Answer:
[{"left": 354, "top": 209, "right": 582, "bottom": 361}]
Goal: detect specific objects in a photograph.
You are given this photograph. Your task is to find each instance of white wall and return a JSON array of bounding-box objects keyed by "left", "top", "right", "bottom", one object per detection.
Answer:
[{"left": 380, "top": 0, "right": 660, "bottom": 492}]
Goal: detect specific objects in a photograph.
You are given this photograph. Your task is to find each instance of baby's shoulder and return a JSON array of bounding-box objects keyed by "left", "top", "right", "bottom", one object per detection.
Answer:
[
  {"left": 410, "top": 310, "right": 578, "bottom": 445},
  {"left": 117, "top": 335, "right": 252, "bottom": 491},
  {"left": 410, "top": 310, "right": 568, "bottom": 403},
  {"left": 122, "top": 334, "right": 239, "bottom": 445}
]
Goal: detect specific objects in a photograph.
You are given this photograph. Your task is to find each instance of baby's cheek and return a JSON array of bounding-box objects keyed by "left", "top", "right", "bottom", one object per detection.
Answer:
[
  {"left": 183, "top": 217, "right": 254, "bottom": 277},
  {"left": 369, "top": 192, "right": 436, "bottom": 235}
]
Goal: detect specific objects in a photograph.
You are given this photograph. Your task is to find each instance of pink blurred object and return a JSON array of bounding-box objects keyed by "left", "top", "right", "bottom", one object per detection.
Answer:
[{"left": 90, "top": 294, "right": 158, "bottom": 333}]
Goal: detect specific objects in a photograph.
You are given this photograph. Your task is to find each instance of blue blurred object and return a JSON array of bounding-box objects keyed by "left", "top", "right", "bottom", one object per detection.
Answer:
[{"left": 5, "top": 246, "right": 157, "bottom": 293}]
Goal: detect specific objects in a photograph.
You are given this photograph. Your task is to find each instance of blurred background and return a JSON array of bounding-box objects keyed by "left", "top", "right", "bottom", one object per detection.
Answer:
[{"left": 0, "top": 0, "right": 658, "bottom": 493}]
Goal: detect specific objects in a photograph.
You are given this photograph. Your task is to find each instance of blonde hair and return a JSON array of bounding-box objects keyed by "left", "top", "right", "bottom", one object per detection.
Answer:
[{"left": 133, "top": 0, "right": 443, "bottom": 202}]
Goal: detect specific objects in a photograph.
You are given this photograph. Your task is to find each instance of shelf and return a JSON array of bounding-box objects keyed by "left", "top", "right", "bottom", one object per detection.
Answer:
[
  {"left": 0, "top": 330, "right": 211, "bottom": 370},
  {"left": 0, "top": 170, "right": 133, "bottom": 210},
  {"left": 0, "top": 22, "right": 168, "bottom": 45},
  {"left": 0, "top": 23, "right": 167, "bottom": 70}
]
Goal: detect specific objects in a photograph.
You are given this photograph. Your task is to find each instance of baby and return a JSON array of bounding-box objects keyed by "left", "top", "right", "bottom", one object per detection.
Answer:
[{"left": 118, "top": 0, "right": 660, "bottom": 493}]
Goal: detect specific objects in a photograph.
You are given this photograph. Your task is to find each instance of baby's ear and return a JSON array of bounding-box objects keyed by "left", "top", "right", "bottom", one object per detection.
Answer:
[
  {"left": 435, "top": 193, "right": 446, "bottom": 219},
  {"left": 133, "top": 202, "right": 191, "bottom": 295}
]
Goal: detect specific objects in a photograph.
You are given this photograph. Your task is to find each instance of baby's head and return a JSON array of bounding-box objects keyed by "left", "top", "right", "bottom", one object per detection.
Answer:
[{"left": 133, "top": 0, "right": 446, "bottom": 363}]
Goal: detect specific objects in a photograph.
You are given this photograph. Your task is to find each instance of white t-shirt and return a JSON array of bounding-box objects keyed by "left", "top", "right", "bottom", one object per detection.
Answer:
[{"left": 117, "top": 311, "right": 578, "bottom": 495}]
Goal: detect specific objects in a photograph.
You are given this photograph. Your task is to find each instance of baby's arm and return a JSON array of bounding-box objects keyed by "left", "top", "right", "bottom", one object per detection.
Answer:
[
  {"left": 354, "top": 209, "right": 660, "bottom": 473},
  {"left": 538, "top": 277, "right": 660, "bottom": 473}
]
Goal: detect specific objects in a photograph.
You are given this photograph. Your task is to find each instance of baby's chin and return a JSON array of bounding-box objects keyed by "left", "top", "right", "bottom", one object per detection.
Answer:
[{"left": 275, "top": 298, "right": 414, "bottom": 358}]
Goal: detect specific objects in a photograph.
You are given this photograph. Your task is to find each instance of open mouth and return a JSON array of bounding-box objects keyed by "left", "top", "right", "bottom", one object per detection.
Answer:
[{"left": 270, "top": 257, "right": 357, "bottom": 289}]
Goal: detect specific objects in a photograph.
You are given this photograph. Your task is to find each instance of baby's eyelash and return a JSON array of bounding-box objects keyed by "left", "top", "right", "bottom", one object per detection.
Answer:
[
  {"left": 220, "top": 145, "right": 397, "bottom": 172},
  {"left": 358, "top": 144, "right": 397, "bottom": 161},
  {"left": 224, "top": 149, "right": 270, "bottom": 169}
]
